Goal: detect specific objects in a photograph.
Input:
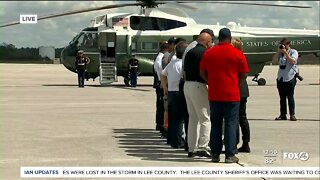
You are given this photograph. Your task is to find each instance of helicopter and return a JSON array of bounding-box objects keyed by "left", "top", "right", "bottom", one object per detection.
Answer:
[{"left": 1, "top": 1, "right": 319, "bottom": 86}]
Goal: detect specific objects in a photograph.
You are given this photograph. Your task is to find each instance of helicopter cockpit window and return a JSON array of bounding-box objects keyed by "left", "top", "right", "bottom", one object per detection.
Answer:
[
  {"left": 84, "top": 33, "right": 98, "bottom": 48},
  {"left": 74, "top": 33, "right": 85, "bottom": 47},
  {"left": 69, "top": 33, "right": 81, "bottom": 45},
  {"left": 91, "top": 33, "right": 98, "bottom": 47},
  {"left": 83, "top": 34, "right": 94, "bottom": 47},
  {"left": 130, "top": 16, "right": 186, "bottom": 31},
  {"left": 73, "top": 32, "right": 98, "bottom": 48}
]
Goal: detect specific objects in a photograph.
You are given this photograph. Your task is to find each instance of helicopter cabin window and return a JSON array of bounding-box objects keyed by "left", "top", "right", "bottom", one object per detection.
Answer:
[
  {"left": 112, "top": 17, "right": 123, "bottom": 26},
  {"left": 112, "top": 17, "right": 128, "bottom": 27},
  {"left": 141, "top": 42, "right": 158, "bottom": 50},
  {"left": 131, "top": 42, "right": 136, "bottom": 51},
  {"left": 130, "top": 16, "right": 186, "bottom": 31}
]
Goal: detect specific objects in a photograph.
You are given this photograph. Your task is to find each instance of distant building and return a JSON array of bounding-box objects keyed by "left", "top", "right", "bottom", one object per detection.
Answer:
[{"left": 39, "top": 46, "right": 55, "bottom": 60}]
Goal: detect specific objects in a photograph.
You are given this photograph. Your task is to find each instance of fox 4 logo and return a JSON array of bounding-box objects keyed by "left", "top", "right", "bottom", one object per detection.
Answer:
[{"left": 283, "top": 152, "right": 309, "bottom": 161}]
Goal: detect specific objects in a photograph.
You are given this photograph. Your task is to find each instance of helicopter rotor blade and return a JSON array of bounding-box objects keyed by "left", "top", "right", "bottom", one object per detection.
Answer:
[
  {"left": 164, "top": 2, "right": 198, "bottom": 11},
  {"left": 0, "top": 1, "right": 312, "bottom": 28},
  {"left": 172, "top": 1, "right": 312, "bottom": 9},
  {"left": 0, "top": 2, "right": 142, "bottom": 28}
]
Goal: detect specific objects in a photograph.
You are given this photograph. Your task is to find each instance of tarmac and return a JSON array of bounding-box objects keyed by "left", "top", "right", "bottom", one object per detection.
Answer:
[{"left": 0, "top": 63, "right": 319, "bottom": 180}]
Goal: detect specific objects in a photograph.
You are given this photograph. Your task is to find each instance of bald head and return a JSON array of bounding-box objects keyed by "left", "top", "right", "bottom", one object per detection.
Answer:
[{"left": 197, "top": 33, "right": 213, "bottom": 49}]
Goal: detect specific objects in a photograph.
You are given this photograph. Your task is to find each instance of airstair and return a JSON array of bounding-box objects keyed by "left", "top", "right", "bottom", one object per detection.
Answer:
[
  {"left": 98, "top": 32, "right": 117, "bottom": 86},
  {"left": 99, "top": 62, "right": 117, "bottom": 85}
]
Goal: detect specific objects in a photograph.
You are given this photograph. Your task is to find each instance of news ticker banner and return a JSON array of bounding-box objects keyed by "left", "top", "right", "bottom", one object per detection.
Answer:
[{"left": 21, "top": 167, "right": 320, "bottom": 178}]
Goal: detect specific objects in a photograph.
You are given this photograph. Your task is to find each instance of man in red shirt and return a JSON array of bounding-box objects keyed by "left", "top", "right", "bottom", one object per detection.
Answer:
[{"left": 200, "top": 28, "right": 249, "bottom": 163}]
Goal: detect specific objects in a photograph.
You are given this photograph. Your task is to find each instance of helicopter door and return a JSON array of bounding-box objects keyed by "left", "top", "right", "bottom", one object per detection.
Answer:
[{"left": 98, "top": 32, "right": 117, "bottom": 85}]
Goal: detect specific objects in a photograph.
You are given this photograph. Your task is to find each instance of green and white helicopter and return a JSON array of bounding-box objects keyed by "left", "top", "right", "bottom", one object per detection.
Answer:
[{"left": 1, "top": 1, "right": 319, "bottom": 86}]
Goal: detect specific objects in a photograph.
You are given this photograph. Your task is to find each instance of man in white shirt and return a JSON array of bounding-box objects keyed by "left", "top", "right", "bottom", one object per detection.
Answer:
[
  {"left": 162, "top": 37, "right": 186, "bottom": 70},
  {"left": 160, "top": 37, "right": 186, "bottom": 142},
  {"left": 160, "top": 41, "right": 189, "bottom": 149},
  {"left": 161, "top": 37, "right": 179, "bottom": 70},
  {"left": 153, "top": 41, "right": 169, "bottom": 134}
]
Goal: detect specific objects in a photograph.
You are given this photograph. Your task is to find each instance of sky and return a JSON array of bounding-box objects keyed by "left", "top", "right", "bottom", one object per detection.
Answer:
[{"left": 0, "top": 1, "right": 319, "bottom": 48}]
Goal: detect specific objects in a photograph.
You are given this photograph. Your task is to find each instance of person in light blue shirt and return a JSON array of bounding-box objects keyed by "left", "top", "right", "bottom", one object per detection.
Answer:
[{"left": 274, "top": 38, "right": 299, "bottom": 121}]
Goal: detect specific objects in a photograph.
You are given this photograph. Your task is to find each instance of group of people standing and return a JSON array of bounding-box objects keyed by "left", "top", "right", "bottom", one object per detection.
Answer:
[
  {"left": 152, "top": 27, "right": 301, "bottom": 163},
  {"left": 153, "top": 28, "right": 252, "bottom": 163},
  {"left": 73, "top": 28, "right": 300, "bottom": 164}
]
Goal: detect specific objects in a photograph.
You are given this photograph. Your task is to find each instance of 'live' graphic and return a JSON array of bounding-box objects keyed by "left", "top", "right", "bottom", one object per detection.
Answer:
[{"left": 20, "top": 15, "right": 37, "bottom": 24}]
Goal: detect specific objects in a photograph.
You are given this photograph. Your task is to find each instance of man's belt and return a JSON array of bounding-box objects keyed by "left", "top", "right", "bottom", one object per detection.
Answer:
[{"left": 186, "top": 80, "right": 205, "bottom": 84}]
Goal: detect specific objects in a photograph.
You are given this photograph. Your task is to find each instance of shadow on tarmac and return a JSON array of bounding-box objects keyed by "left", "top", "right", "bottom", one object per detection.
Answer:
[
  {"left": 41, "top": 83, "right": 318, "bottom": 88},
  {"left": 111, "top": 86, "right": 152, "bottom": 92},
  {"left": 43, "top": 84, "right": 101, "bottom": 87},
  {"left": 113, "top": 128, "right": 211, "bottom": 163},
  {"left": 248, "top": 118, "right": 319, "bottom": 121},
  {"left": 42, "top": 83, "right": 153, "bottom": 90}
]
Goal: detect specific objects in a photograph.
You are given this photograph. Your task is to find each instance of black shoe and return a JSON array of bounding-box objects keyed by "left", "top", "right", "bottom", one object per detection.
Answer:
[
  {"left": 290, "top": 115, "right": 297, "bottom": 121},
  {"left": 171, "top": 144, "right": 185, "bottom": 149},
  {"left": 156, "top": 125, "right": 161, "bottom": 131},
  {"left": 184, "top": 146, "right": 189, "bottom": 152},
  {"left": 161, "top": 129, "right": 167, "bottom": 138},
  {"left": 275, "top": 115, "right": 287, "bottom": 120},
  {"left": 225, "top": 156, "right": 239, "bottom": 163},
  {"left": 196, "top": 149, "right": 212, "bottom": 158},
  {"left": 211, "top": 155, "right": 220, "bottom": 163},
  {"left": 188, "top": 152, "right": 196, "bottom": 157},
  {"left": 238, "top": 143, "right": 251, "bottom": 153}
]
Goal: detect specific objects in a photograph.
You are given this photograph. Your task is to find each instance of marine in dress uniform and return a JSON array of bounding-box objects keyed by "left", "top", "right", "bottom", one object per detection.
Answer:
[
  {"left": 128, "top": 54, "right": 139, "bottom": 87},
  {"left": 75, "top": 50, "right": 90, "bottom": 88}
]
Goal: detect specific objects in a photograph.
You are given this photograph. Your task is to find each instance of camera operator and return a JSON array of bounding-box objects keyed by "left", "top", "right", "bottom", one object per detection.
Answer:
[{"left": 274, "top": 38, "right": 299, "bottom": 121}]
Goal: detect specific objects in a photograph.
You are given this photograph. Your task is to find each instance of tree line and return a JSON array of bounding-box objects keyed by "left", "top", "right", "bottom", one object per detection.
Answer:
[{"left": 0, "top": 43, "right": 64, "bottom": 62}]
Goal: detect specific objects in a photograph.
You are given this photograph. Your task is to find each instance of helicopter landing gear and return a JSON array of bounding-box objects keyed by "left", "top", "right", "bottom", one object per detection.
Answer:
[
  {"left": 123, "top": 76, "right": 131, "bottom": 87},
  {"left": 85, "top": 72, "right": 90, "bottom": 81},
  {"left": 252, "top": 74, "right": 266, "bottom": 86}
]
